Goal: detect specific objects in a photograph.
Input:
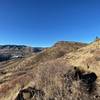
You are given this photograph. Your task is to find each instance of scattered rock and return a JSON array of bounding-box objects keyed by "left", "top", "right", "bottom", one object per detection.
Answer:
[
  {"left": 63, "top": 67, "right": 98, "bottom": 99},
  {"left": 15, "top": 87, "right": 45, "bottom": 100}
]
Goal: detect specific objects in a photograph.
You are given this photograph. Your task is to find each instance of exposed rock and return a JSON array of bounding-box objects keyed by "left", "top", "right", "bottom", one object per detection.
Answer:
[
  {"left": 63, "top": 67, "right": 98, "bottom": 99},
  {"left": 81, "top": 72, "right": 97, "bottom": 84},
  {"left": 15, "top": 87, "right": 45, "bottom": 100}
]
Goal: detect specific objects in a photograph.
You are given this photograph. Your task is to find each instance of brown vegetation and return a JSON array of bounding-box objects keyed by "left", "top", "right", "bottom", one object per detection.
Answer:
[{"left": 0, "top": 40, "right": 100, "bottom": 100}]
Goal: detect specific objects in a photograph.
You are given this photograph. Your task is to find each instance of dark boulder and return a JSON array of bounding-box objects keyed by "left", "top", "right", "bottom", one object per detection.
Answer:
[
  {"left": 15, "top": 87, "right": 44, "bottom": 100},
  {"left": 81, "top": 72, "right": 97, "bottom": 84}
]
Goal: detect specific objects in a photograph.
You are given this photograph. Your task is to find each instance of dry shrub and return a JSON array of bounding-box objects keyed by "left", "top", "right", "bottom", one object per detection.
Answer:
[{"left": 31, "top": 61, "right": 99, "bottom": 100}]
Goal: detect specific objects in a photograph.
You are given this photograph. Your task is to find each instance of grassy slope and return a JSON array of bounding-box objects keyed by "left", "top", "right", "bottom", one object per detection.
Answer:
[{"left": 1, "top": 41, "right": 95, "bottom": 100}]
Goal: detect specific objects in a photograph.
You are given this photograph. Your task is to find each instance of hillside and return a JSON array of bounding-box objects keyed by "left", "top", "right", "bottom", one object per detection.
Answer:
[
  {"left": 64, "top": 39, "right": 100, "bottom": 76},
  {"left": 29, "top": 41, "right": 87, "bottom": 64},
  {"left": 0, "top": 40, "right": 100, "bottom": 100}
]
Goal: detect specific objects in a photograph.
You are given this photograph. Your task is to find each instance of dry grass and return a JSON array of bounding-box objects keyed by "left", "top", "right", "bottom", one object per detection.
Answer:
[{"left": 0, "top": 40, "right": 100, "bottom": 100}]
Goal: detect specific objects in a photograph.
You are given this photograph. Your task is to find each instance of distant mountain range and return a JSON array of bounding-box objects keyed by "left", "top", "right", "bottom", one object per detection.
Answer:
[{"left": 0, "top": 45, "right": 43, "bottom": 62}]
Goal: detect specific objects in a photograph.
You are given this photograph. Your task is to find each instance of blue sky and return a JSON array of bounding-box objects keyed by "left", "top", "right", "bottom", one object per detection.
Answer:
[{"left": 0, "top": 0, "right": 100, "bottom": 47}]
